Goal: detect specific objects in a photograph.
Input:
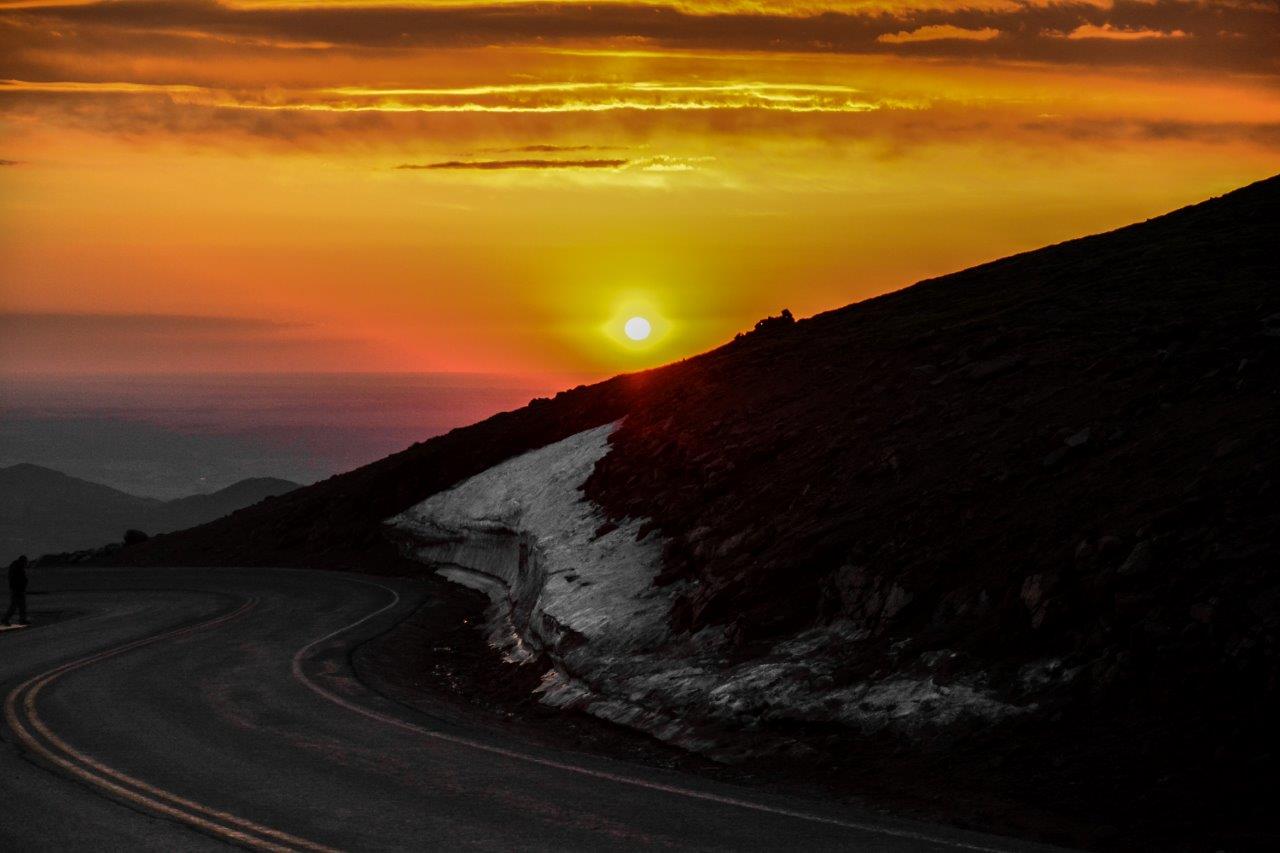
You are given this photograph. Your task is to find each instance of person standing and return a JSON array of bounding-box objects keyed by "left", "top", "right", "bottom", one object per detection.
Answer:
[{"left": 3, "top": 555, "right": 29, "bottom": 626}]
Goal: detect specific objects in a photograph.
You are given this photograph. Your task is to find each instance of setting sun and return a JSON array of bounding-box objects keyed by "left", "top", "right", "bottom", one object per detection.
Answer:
[
  {"left": 624, "top": 317, "right": 652, "bottom": 342},
  {"left": 591, "top": 297, "right": 677, "bottom": 365}
]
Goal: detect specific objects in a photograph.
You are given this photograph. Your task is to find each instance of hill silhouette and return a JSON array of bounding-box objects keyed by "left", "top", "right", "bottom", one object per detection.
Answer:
[
  {"left": 112, "top": 175, "right": 1280, "bottom": 850},
  {"left": 0, "top": 464, "right": 297, "bottom": 562}
]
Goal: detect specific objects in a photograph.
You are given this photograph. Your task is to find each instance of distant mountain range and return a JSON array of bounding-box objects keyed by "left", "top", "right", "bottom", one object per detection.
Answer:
[{"left": 0, "top": 464, "right": 297, "bottom": 563}]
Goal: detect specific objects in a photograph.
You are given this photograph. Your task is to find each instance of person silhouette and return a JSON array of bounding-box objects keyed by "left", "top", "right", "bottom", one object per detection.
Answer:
[{"left": 3, "top": 555, "right": 29, "bottom": 626}]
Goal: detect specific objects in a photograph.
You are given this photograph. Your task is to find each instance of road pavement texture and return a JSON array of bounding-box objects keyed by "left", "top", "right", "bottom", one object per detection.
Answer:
[{"left": 0, "top": 568, "right": 1069, "bottom": 851}]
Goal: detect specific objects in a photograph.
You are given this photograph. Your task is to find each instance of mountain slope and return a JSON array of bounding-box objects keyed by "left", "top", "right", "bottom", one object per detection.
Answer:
[
  {"left": 113, "top": 175, "right": 1280, "bottom": 849},
  {"left": 575, "top": 175, "right": 1280, "bottom": 848},
  {"left": 0, "top": 465, "right": 298, "bottom": 562},
  {"left": 1, "top": 464, "right": 159, "bottom": 561},
  {"left": 153, "top": 477, "right": 301, "bottom": 531},
  {"left": 587, "top": 176, "right": 1279, "bottom": 648}
]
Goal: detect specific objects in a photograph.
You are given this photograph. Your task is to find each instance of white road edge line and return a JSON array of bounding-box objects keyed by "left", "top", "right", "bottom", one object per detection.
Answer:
[{"left": 294, "top": 577, "right": 1031, "bottom": 853}]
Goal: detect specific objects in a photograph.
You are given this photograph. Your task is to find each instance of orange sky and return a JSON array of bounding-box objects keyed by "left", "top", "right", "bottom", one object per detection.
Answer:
[{"left": 1, "top": 0, "right": 1277, "bottom": 379}]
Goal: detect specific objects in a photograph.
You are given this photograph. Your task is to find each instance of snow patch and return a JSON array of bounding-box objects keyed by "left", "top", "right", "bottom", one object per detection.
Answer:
[
  {"left": 388, "top": 422, "right": 1026, "bottom": 759},
  {"left": 388, "top": 422, "right": 675, "bottom": 660}
]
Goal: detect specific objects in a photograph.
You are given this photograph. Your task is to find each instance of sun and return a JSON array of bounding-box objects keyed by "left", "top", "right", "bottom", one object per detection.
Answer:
[
  {"left": 624, "top": 316, "right": 652, "bottom": 341},
  {"left": 600, "top": 299, "right": 667, "bottom": 357}
]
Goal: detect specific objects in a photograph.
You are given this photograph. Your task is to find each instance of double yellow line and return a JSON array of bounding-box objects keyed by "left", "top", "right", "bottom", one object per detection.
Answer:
[{"left": 3, "top": 596, "right": 338, "bottom": 853}]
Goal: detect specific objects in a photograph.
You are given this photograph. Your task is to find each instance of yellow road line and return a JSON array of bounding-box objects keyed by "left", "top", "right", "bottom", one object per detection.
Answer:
[{"left": 4, "top": 596, "right": 340, "bottom": 853}]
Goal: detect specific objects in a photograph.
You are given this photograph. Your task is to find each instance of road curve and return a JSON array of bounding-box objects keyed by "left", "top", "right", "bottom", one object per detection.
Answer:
[{"left": 1, "top": 568, "right": 1064, "bottom": 852}]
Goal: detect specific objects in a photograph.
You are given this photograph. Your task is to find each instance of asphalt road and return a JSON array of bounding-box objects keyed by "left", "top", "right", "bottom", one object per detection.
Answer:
[{"left": 0, "top": 568, "right": 1066, "bottom": 852}]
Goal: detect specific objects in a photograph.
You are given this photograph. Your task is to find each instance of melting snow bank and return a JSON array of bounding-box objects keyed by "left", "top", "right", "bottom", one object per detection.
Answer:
[
  {"left": 388, "top": 424, "right": 674, "bottom": 662},
  {"left": 388, "top": 423, "right": 1027, "bottom": 759}
]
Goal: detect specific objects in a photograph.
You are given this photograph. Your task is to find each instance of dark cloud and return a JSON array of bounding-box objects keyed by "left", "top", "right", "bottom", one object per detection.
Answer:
[
  {"left": 0, "top": 312, "right": 300, "bottom": 336},
  {"left": 4, "top": 87, "right": 1275, "bottom": 155},
  {"left": 486, "top": 144, "right": 619, "bottom": 154},
  {"left": 2, "top": 0, "right": 1275, "bottom": 74},
  {"left": 1017, "top": 117, "right": 1280, "bottom": 147},
  {"left": 0, "top": 158, "right": 19, "bottom": 165},
  {"left": 398, "top": 158, "right": 630, "bottom": 170},
  {"left": 0, "top": 312, "right": 380, "bottom": 375}
]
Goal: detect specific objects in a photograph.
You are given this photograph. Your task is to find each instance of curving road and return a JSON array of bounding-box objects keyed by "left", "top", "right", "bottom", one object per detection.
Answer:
[{"left": 1, "top": 568, "right": 1061, "bottom": 852}]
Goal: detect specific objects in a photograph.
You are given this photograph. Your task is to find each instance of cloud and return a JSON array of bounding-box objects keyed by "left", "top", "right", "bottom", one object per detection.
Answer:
[
  {"left": 0, "top": 78, "right": 898, "bottom": 116},
  {"left": 1062, "top": 23, "right": 1188, "bottom": 40},
  {"left": 878, "top": 25, "right": 1001, "bottom": 43},
  {"left": 1018, "top": 116, "right": 1280, "bottom": 147},
  {"left": 636, "top": 154, "right": 712, "bottom": 171},
  {"left": 486, "top": 144, "right": 614, "bottom": 153},
  {"left": 3, "top": 78, "right": 1275, "bottom": 159},
  {"left": 1, "top": 1, "right": 1275, "bottom": 162},
  {"left": 0, "top": 312, "right": 301, "bottom": 335},
  {"left": 397, "top": 158, "right": 629, "bottom": 170},
  {"left": 0, "top": 313, "right": 378, "bottom": 374},
  {"left": 0, "top": 158, "right": 19, "bottom": 165},
  {"left": 1, "top": 0, "right": 1274, "bottom": 74}
]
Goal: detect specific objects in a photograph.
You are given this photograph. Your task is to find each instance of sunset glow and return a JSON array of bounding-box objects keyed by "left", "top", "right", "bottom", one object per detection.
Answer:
[{"left": 1, "top": 1, "right": 1276, "bottom": 379}]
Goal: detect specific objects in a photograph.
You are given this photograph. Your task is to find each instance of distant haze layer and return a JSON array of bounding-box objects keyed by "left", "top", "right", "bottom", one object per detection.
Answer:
[{"left": 0, "top": 373, "right": 564, "bottom": 499}]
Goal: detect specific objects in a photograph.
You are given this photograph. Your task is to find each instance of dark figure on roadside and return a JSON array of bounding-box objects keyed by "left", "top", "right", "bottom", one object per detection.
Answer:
[{"left": 4, "top": 555, "right": 29, "bottom": 626}]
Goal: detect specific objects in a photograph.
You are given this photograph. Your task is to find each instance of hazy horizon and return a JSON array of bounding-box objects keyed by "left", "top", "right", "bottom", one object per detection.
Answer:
[{"left": 0, "top": 371, "right": 569, "bottom": 499}]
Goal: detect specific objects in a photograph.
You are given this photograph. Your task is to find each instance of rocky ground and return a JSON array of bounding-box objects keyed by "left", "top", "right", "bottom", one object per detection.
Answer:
[{"left": 109, "top": 175, "right": 1280, "bottom": 850}]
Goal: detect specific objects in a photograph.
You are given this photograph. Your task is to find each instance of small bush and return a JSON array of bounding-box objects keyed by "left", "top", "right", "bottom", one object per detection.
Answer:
[{"left": 123, "top": 529, "right": 150, "bottom": 546}]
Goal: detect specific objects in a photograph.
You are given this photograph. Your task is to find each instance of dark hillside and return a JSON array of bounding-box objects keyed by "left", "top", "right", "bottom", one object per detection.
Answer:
[
  {"left": 589, "top": 175, "right": 1279, "bottom": 645},
  {"left": 1, "top": 464, "right": 159, "bottom": 561},
  {"left": 1, "top": 466, "right": 299, "bottom": 562},
  {"left": 581, "top": 175, "right": 1280, "bottom": 848},
  {"left": 152, "top": 477, "right": 302, "bottom": 530}
]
